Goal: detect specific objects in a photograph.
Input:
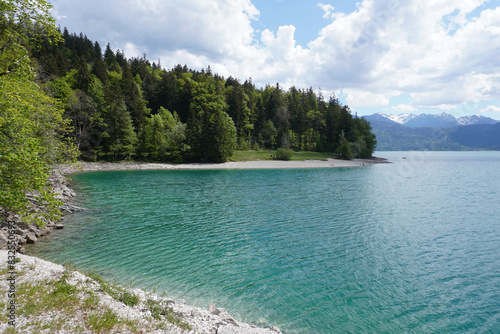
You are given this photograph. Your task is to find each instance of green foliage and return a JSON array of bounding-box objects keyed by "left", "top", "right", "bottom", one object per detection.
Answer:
[
  {"left": 0, "top": 0, "right": 61, "bottom": 78},
  {"left": 139, "top": 107, "right": 187, "bottom": 161},
  {"left": 102, "top": 95, "right": 137, "bottom": 161},
  {"left": 261, "top": 119, "right": 277, "bottom": 148},
  {"left": 186, "top": 76, "right": 237, "bottom": 162},
  {"left": 0, "top": 76, "right": 77, "bottom": 225},
  {"left": 337, "top": 141, "right": 354, "bottom": 160},
  {"left": 274, "top": 148, "right": 294, "bottom": 161}
]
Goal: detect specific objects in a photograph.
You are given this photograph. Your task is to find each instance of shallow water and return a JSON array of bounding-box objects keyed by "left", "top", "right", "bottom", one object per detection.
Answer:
[{"left": 29, "top": 151, "right": 500, "bottom": 333}]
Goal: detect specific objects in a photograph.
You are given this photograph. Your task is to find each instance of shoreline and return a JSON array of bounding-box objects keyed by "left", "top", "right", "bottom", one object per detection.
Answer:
[
  {"left": 58, "top": 157, "right": 390, "bottom": 174},
  {"left": 0, "top": 250, "right": 281, "bottom": 333}
]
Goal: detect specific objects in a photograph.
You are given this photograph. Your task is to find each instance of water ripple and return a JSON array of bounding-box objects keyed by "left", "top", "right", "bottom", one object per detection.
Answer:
[{"left": 28, "top": 153, "right": 500, "bottom": 334}]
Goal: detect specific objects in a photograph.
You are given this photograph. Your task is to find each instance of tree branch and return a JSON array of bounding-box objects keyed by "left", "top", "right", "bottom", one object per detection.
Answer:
[{"left": 0, "top": 55, "right": 27, "bottom": 76}]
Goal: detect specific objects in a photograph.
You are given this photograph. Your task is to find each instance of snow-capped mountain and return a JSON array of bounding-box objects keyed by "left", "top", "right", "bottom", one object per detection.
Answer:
[
  {"left": 377, "top": 113, "right": 418, "bottom": 124},
  {"left": 405, "top": 113, "right": 458, "bottom": 128},
  {"left": 365, "top": 112, "right": 499, "bottom": 128},
  {"left": 457, "top": 115, "right": 499, "bottom": 126}
]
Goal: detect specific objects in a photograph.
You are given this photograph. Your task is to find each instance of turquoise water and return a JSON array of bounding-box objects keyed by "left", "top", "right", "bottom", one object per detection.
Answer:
[{"left": 29, "top": 152, "right": 500, "bottom": 333}]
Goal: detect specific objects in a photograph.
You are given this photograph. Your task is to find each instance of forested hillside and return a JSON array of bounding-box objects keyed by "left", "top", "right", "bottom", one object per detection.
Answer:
[{"left": 33, "top": 29, "right": 376, "bottom": 163}]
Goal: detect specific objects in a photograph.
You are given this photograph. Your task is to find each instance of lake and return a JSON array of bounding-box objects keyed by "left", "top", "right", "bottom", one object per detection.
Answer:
[{"left": 28, "top": 151, "right": 500, "bottom": 333}]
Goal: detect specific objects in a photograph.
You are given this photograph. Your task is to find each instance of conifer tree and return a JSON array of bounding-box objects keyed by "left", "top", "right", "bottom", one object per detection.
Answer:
[
  {"left": 121, "top": 64, "right": 149, "bottom": 131},
  {"left": 91, "top": 41, "right": 108, "bottom": 85}
]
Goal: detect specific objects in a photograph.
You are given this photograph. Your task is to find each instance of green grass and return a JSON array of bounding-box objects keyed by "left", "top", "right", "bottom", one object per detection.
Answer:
[
  {"left": 146, "top": 299, "right": 192, "bottom": 331},
  {"left": 0, "top": 266, "right": 193, "bottom": 333},
  {"left": 231, "top": 149, "right": 334, "bottom": 162},
  {"left": 88, "top": 309, "right": 118, "bottom": 333},
  {"left": 230, "top": 150, "right": 276, "bottom": 161},
  {"left": 85, "top": 270, "right": 139, "bottom": 306}
]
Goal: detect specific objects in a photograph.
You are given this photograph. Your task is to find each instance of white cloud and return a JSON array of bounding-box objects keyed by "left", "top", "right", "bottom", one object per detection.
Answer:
[
  {"left": 317, "top": 3, "right": 340, "bottom": 20},
  {"left": 53, "top": 0, "right": 260, "bottom": 62},
  {"left": 306, "top": 1, "right": 500, "bottom": 111},
  {"left": 51, "top": 0, "right": 500, "bottom": 114},
  {"left": 422, "top": 104, "right": 458, "bottom": 111},
  {"left": 342, "top": 88, "right": 396, "bottom": 108},
  {"left": 392, "top": 104, "right": 417, "bottom": 113},
  {"left": 479, "top": 105, "right": 500, "bottom": 113}
]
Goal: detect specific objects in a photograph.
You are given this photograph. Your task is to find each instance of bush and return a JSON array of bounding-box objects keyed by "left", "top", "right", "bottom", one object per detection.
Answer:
[
  {"left": 336, "top": 142, "right": 353, "bottom": 160},
  {"left": 274, "top": 148, "right": 293, "bottom": 161}
]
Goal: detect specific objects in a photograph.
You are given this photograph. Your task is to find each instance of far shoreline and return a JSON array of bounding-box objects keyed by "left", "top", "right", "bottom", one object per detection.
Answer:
[{"left": 58, "top": 157, "right": 390, "bottom": 175}]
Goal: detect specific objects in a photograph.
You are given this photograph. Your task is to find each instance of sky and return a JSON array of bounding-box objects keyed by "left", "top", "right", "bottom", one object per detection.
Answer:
[{"left": 49, "top": 0, "right": 500, "bottom": 119}]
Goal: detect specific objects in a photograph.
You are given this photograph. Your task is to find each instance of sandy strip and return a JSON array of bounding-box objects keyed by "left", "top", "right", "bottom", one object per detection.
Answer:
[{"left": 58, "top": 158, "right": 389, "bottom": 174}]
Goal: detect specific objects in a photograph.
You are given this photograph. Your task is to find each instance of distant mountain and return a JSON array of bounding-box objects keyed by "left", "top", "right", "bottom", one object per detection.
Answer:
[
  {"left": 364, "top": 117, "right": 500, "bottom": 151},
  {"left": 405, "top": 113, "right": 458, "bottom": 128},
  {"left": 363, "top": 113, "right": 400, "bottom": 125},
  {"left": 365, "top": 112, "right": 499, "bottom": 128},
  {"left": 366, "top": 120, "right": 467, "bottom": 151},
  {"left": 457, "top": 115, "right": 499, "bottom": 126},
  {"left": 376, "top": 113, "right": 418, "bottom": 124},
  {"left": 450, "top": 123, "right": 500, "bottom": 150}
]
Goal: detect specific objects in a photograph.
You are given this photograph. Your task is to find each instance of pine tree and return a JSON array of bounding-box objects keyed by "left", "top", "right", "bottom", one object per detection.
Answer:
[
  {"left": 121, "top": 64, "right": 149, "bottom": 131},
  {"left": 91, "top": 41, "right": 108, "bottom": 85}
]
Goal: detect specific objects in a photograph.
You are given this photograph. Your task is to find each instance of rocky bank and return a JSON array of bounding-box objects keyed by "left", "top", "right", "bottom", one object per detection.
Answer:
[
  {"left": 0, "top": 168, "right": 85, "bottom": 254},
  {"left": 0, "top": 250, "right": 281, "bottom": 333}
]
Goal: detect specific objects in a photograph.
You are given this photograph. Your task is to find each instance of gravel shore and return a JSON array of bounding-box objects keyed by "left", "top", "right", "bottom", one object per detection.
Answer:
[
  {"left": 0, "top": 250, "right": 281, "bottom": 333},
  {"left": 58, "top": 157, "right": 388, "bottom": 174}
]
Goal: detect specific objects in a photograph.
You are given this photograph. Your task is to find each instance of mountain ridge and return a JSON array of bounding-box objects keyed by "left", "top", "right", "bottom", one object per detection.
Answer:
[
  {"left": 366, "top": 112, "right": 499, "bottom": 128},
  {"left": 363, "top": 115, "right": 500, "bottom": 151}
]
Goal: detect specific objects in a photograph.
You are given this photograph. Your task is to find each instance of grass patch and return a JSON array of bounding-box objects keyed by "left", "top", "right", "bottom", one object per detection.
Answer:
[
  {"left": 1, "top": 266, "right": 192, "bottom": 333},
  {"left": 4, "top": 327, "right": 16, "bottom": 334},
  {"left": 146, "top": 299, "right": 192, "bottom": 331},
  {"left": 232, "top": 149, "right": 334, "bottom": 162},
  {"left": 17, "top": 276, "right": 80, "bottom": 316},
  {"left": 87, "top": 308, "right": 118, "bottom": 333},
  {"left": 82, "top": 291, "right": 99, "bottom": 310},
  {"left": 85, "top": 270, "right": 139, "bottom": 306},
  {"left": 231, "top": 150, "right": 275, "bottom": 161}
]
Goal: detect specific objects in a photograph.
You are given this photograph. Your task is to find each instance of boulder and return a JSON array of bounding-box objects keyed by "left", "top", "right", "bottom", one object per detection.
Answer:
[
  {"left": 25, "top": 232, "right": 38, "bottom": 244},
  {"left": 38, "top": 227, "right": 51, "bottom": 237},
  {"left": 0, "top": 232, "right": 8, "bottom": 248}
]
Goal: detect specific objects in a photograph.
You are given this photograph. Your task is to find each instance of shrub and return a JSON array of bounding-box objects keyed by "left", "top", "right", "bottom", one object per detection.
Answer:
[
  {"left": 274, "top": 148, "right": 293, "bottom": 161},
  {"left": 336, "top": 142, "right": 353, "bottom": 160}
]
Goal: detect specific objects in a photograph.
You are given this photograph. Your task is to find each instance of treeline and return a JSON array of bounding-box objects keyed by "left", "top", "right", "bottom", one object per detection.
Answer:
[{"left": 34, "top": 29, "right": 376, "bottom": 162}]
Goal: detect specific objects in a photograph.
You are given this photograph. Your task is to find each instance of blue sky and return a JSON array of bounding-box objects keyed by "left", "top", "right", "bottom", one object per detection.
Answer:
[
  {"left": 250, "top": 0, "right": 358, "bottom": 47},
  {"left": 50, "top": 0, "right": 500, "bottom": 119}
]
